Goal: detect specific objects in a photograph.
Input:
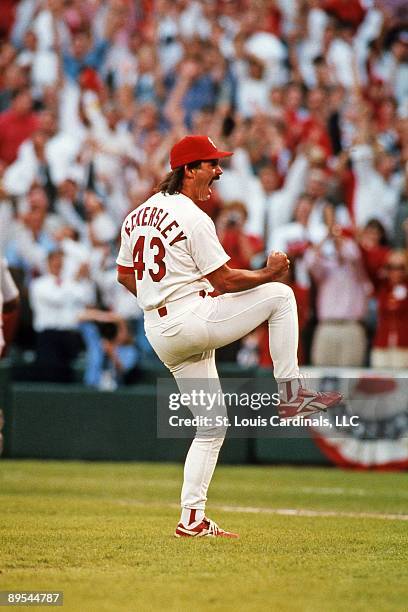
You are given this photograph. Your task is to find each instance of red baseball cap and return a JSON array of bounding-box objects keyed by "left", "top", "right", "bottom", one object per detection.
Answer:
[{"left": 170, "top": 135, "right": 233, "bottom": 169}]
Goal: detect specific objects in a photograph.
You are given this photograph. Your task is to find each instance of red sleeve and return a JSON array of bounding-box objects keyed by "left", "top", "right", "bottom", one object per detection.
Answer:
[
  {"left": 117, "top": 264, "right": 134, "bottom": 275},
  {"left": 359, "top": 245, "right": 390, "bottom": 288},
  {"left": 248, "top": 235, "right": 264, "bottom": 253}
]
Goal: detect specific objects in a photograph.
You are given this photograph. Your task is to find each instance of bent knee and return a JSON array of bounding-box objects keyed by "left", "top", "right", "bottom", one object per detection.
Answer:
[{"left": 267, "top": 281, "right": 295, "bottom": 300}]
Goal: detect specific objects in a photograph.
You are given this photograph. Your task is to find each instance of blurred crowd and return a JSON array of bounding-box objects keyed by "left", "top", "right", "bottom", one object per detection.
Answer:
[{"left": 0, "top": 0, "right": 407, "bottom": 386}]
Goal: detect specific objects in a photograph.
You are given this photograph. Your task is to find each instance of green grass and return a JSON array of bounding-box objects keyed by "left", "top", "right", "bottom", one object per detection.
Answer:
[{"left": 1, "top": 461, "right": 407, "bottom": 612}]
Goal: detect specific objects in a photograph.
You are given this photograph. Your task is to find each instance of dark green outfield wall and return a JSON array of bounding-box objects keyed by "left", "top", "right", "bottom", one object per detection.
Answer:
[{"left": 0, "top": 363, "right": 328, "bottom": 464}]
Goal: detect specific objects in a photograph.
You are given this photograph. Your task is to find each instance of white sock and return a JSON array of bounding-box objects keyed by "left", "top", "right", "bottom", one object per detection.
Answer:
[
  {"left": 180, "top": 508, "right": 205, "bottom": 526},
  {"left": 278, "top": 378, "right": 301, "bottom": 402}
]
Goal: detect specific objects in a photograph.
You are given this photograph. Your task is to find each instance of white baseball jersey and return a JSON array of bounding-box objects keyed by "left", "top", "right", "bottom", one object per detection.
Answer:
[{"left": 116, "top": 191, "right": 230, "bottom": 311}]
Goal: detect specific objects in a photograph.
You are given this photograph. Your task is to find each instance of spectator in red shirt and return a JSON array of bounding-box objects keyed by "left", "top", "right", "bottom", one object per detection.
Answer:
[
  {"left": 301, "top": 88, "right": 332, "bottom": 157},
  {"left": 323, "top": 0, "right": 366, "bottom": 28},
  {"left": 358, "top": 218, "right": 391, "bottom": 279},
  {"left": 0, "top": 87, "right": 39, "bottom": 165},
  {"left": 0, "top": 0, "right": 17, "bottom": 39},
  {"left": 371, "top": 250, "right": 408, "bottom": 369},
  {"left": 216, "top": 201, "right": 264, "bottom": 270}
]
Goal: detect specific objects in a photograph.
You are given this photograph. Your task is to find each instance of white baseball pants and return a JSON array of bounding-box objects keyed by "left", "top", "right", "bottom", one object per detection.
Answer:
[{"left": 144, "top": 282, "right": 300, "bottom": 512}]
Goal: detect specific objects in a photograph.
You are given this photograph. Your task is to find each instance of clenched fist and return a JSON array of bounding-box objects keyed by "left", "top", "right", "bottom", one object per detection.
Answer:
[{"left": 266, "top": 251, "right": 290, "bottom": 279}]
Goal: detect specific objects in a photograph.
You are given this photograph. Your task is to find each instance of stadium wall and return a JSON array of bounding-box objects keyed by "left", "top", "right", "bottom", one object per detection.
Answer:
[{"left": 0, "top": 362, "right": 327, "bottom": 464}]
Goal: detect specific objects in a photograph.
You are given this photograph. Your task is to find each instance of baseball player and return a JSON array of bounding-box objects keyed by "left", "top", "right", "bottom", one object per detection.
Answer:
[
  {"left": 117, "top": 135, "right": 342, "bottom": 538},
  {"left": 0, "top": 258, "right": 19, "bottom": 359}
]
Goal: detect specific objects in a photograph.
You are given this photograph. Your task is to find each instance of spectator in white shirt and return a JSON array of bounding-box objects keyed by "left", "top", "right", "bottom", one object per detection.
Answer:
[
  {"left": 17, "top": 28, "right": 59, "bottom": 92},
  {"left": 258, "top": 164, "right": 281, "bottom": 240},
  {"left": 53, "top": 171, "right": 86, "bottom": 237},
  {"left": 264, "top": 152, "right": 309, "bottom": 251},
  {"left": 236, "top": 55, "right": 271, "bottom": 119},
  {"left": 374, "top": 32, "right": 408, "bottom": 110},
  {"left": 350, "top": 143, "right": 400, "bottom": 237},
  {"left": 6, "top": 185, "right": 56, "bottom": 277},
  {"left": 268, "top": 193, "right": 316, "bottom": 253},
  {"left": 327, "top": 22, "right": 356, "bottom": 89},
  {"left": 84, "top": 190, "right": 117, "bottom": 246},
  {"left": 268, "top": 193, "right": 328, "bottom": 288},
  {"left": 305, "top": 168, "right": 351, "bottom": 242},
  {"left": 3, "top": 110, "right": 81, "bottom": 197},
  {"left": 29, "top": 250, "right": 94, "bottom": 382},
  {"left": 55, "top": 227, "right": 91, "bottom": 282},
  {"left": 32, "top": 0, "right": 71, "bottom": 54},
  {"left": 244, "top": 28, "right": 288, "bottom": 87}
]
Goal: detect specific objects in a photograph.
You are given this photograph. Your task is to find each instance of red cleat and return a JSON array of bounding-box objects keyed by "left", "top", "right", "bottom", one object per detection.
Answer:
[
  {"left": 278, "top": 386, "right": 343, "bottom": 421},
  {"left": 175, "top": 517, "right": 239, "bottom": 538}
]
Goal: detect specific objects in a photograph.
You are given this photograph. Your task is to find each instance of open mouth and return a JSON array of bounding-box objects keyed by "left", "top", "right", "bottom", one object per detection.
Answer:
[
  {"left": 198, "top": 175, "right": 220, "bottom": 201},
  {"left": 208, "top": 175, "right": 219, "bottom": 190}
]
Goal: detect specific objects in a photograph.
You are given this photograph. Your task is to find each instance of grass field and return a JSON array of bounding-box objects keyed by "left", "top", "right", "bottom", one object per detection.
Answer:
[{"left": 1, "top": 461, "right": 408, "bottom": 612}]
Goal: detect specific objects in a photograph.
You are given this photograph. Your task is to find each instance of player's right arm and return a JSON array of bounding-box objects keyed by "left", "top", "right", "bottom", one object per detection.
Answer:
[
  {"left": 206, "top": 251, "right": 290, "bottom": 294},
  {"left": 117, "top": 268, "right": 137, "bottom": 296},
  {"left": 116, "top": 221, "right": 137, "bottom": 297}
]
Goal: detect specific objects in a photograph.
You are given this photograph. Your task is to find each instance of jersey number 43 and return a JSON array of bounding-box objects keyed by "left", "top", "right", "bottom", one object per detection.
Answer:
[{"left": 133, "top": 235, "right": 166, "bottom": 282}]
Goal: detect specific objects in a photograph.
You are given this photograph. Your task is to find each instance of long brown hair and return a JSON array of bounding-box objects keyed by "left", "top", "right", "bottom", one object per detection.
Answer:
[{"left": 156, "top": 161, "right": 202, "bottom": 195}]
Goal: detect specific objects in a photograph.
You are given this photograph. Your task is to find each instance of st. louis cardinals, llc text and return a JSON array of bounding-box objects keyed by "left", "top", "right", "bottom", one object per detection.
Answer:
[{"left": 168, "top": 415, "right": 360, "bottom": 428}]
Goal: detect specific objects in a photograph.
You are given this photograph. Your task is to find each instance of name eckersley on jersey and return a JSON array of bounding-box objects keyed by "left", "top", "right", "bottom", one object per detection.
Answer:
[
  {"left": 124, "top": 205, "right": 187, "bottom": 247},
  {"left": 118, "top": 193, "right": 230, "bottom": 309}
]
